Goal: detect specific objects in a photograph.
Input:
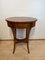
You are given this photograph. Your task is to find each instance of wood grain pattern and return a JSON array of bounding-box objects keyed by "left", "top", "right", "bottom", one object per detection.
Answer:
[
  {"left": 0, "top": 40, "right": 45, "bottom": 60},
  {"left": 6, "top": 17, "right": 37, "bottom": 22}
]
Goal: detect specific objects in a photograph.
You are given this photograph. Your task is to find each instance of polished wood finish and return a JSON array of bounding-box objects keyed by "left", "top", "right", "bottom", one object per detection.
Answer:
[{"left": 6, "top": 17, "right": 37, "bottom": 54}]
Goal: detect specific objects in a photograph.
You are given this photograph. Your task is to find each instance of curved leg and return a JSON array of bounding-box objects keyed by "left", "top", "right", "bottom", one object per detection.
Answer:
[
  {"left": 26, "top": 28, "right": 31, "bottom": 53},
  {"left": 11, "top": 28, "right": 16, "bottom": 54}
]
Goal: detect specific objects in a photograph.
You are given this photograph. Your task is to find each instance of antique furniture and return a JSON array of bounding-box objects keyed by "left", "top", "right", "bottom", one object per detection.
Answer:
[{"left": 6, "top": 17, "right": 37, "bottom": 54}]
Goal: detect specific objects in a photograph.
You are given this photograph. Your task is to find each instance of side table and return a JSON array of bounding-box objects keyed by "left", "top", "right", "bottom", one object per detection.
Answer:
[{"left": 6, "top": 17, "right": 37, "bottom": 54}]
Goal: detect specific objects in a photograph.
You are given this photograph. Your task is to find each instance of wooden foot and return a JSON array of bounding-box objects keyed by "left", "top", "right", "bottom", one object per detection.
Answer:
[
  {"left": 26, "top": 28, "right": 31, "bottom": 53},
  {"left": 27, "top": 41, "right": 30, "bottom": 53},
  {"left": 11, "top": 28, "right": 16, "bottom": 54},
  {"left": 13, "top": 40, "right": 16, "bottom": 54}
]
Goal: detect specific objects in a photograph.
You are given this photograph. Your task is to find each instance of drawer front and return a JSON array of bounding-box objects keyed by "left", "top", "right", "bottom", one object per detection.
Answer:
[
  {"left": 15, "top": 23, "right": 30, "bottom": 28},
  {"left": 7, "top": 21, "right": 36, "bottom": 29},
  {"left": 7, "top": 22, "right": 30, "bottom": 28}
]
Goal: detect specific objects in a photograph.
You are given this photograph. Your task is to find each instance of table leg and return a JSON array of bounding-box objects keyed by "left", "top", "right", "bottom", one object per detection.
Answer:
[
  {"left": 26, "top": 28, "right": 31, "bottom": 53},
  {"left": 11, "top": 28, "right": 16, "bottom": 54}
]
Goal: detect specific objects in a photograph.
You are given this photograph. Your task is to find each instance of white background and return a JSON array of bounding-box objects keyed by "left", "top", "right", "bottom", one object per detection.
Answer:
[{"left": 0, "top": 0, "right": 45, "bottom": 39}]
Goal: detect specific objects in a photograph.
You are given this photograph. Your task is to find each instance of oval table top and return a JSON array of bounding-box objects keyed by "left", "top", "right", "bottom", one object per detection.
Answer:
[{"left": 6, "top": 17, "right": 37, "bottom": 23}]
